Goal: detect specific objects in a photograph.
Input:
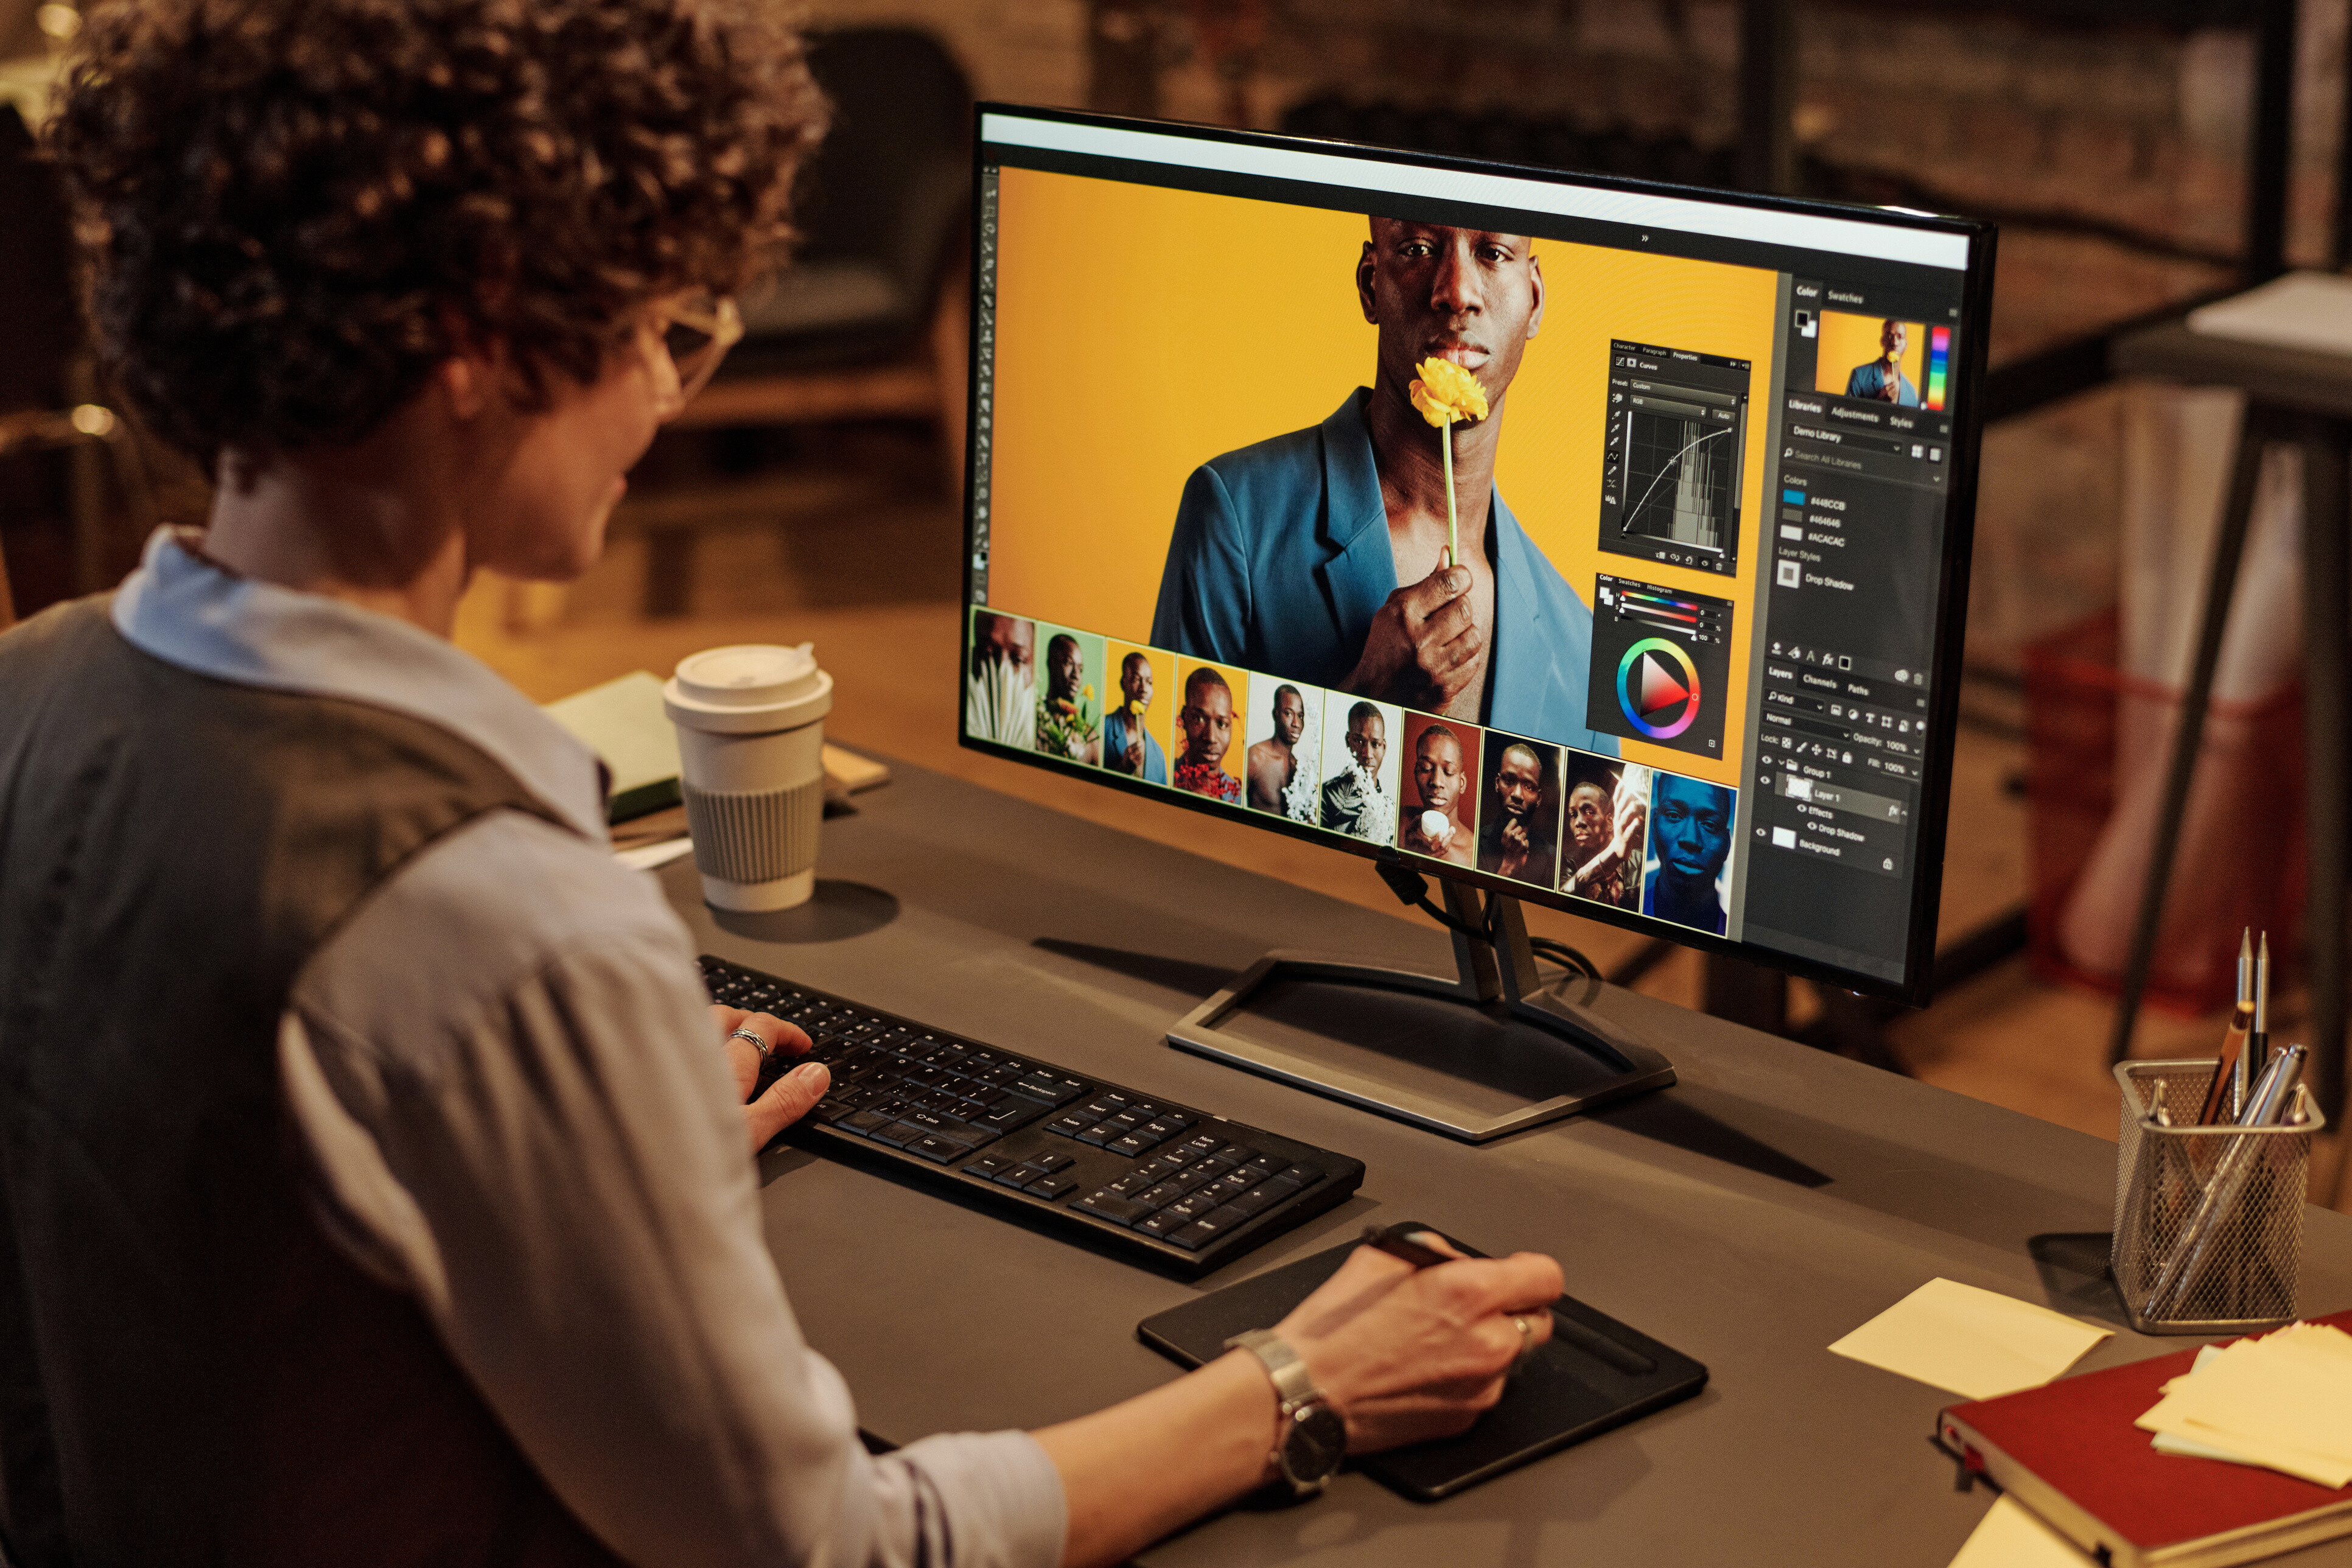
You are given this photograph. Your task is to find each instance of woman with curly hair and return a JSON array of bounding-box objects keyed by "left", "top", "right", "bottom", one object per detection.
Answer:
[{"left": 0, "top": 3, "right": 1561, "bottom": 1564}]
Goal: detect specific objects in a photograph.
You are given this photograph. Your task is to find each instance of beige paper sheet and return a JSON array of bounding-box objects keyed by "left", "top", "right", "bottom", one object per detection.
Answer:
[
  {"left": 1948, "top": 1496, "right": 2096, "bottom": 1567},
  {"left": 1827, "top": 1278, "right": 2110, "bottom": 1400}
]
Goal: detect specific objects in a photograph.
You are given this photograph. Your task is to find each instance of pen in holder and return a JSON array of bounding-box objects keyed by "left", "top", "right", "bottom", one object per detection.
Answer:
[{"left": 2110, "top": 1060, "right": 2322, "bottom": 1335}]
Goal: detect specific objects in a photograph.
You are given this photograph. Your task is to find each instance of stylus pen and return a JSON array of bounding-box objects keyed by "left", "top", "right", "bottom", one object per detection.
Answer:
[
  {"left": 2245, "top": 931, "right": 2272, "bottom": 1093},
  {"left": 1361, "top": 1224, "right": 1658, "bottom": 1376},
  {"left": 1362, "top": 1222, "right": 1452, "bottom": 1268},
  {"left": 2198, "top": 929, "right": 2255, "bottom": 1125}
]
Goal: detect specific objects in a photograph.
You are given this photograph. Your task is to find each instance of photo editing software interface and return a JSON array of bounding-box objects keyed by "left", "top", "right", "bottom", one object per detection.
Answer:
[{"left": 960, "top": 108, "right": 1981, "bottom": 994}]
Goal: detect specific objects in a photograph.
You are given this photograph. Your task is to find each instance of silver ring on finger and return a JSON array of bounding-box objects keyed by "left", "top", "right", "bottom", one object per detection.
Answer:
[
  {"left": 728, "top": 1026, "right": 774, "bottom": 1058},
  {"left": 1509, "top": 1312, "right": 1535, "bottom": 1374}
]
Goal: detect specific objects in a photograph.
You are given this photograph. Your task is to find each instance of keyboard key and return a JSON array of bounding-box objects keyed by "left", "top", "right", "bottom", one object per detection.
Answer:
[
  {"left": 1276, "top": 1166, "right": 1320, "bottom": 1188},
  {"left": 1136, "top": 1182, "right": 1186, "bottom": 1209},
  {"left": 1164, "top": 1192, "right": 1217, "bottom": 1222},
  {"left": 975, "top": 1101, "right": 1045, "bottom": 1133},
  {"left": 1046, "top": 1114, "right": 1095, "bottom": 1138},
  {"left": 1226, "top": 1184, "right": 1282, "bottom": 1217},
  {"left": 867, "top": 1122, "right": 924, "bottom": 1149},
  {"left": 994, "top": 1164, "right": 1045, "bottom": 1189},
  {"left": 1106, "top": 1135, "right": 1150, "bottom": 1157},
  {"left": 908, "top": 1134, "right": 972, "bottom": 1164},
  {"left": 1135, "top": 1211, "right": 1187, "bottom": 1239},
  {"left": 1075, "top": 1125, "right": 1119, "bottom": 1147},
  {"left": 1214, "top": 1144, "right": 1256, "bottom": 1163},
  {"left": 1076, "top": 1192, "right": 1153, "bottom": 1226},
  {"left": 1195, "top": 1205, "right": 1251, "bottom": 1236},
  {"left": 1027, "top": 1150, "right": 1075, "bottom": 1174},
  {"left": 1015, "top": 1071, "right": 1077, "bottom": 1100},
  {"left": 1140, "top": 1156, "right": 1189, "bottom": 1182},
  {"left": 1167, "top": 1222, "right": 1218, "bottom": 1251},
  {"left": 1106, "top": 1172, "right": 1153, "bottom": 1197},
  {"left": 964, "top": 1155, "right": 1014, "bottom": 1178},
  {"left": 1203, "top": 1173, "right": 1253, "bottom": 1204},
  {"left": 842, "top": 1110, "right": 897, "bottom": 1136},
  {"left": 1244, "top": 1155, "right": 1284, "bottom": 1177},
  {"left": 1025, "top": 1175, "right": 1079, "bottom": 1200},
  {"left": 1177, "top": 1133, "right": 1223, "bottom": 1159}
]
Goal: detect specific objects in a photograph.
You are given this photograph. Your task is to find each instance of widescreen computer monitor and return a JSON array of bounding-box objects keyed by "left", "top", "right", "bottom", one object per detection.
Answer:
[{"left": 958, "top": 106, "right": 1994, "bottom": 1140}]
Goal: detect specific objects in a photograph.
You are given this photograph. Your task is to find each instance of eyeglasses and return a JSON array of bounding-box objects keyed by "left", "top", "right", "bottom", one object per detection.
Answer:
[{"left": 647, "top": 292, "right": 743, "bottom": 412}]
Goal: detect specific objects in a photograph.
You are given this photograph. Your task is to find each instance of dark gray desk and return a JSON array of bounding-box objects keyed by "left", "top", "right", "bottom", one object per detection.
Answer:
[{"left": 662, "top": 760, "right": 2352, "bottom": 1566}]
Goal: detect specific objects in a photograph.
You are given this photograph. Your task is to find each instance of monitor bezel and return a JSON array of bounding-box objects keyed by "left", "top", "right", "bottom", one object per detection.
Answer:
[{"left": 956, "top": 102, "right": 1997, "bottom": 1009}]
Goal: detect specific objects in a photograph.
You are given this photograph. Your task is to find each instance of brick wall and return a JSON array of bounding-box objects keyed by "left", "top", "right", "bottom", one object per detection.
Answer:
[{"left": 806, "top": 0, "right": 2344, "bottom": 672}]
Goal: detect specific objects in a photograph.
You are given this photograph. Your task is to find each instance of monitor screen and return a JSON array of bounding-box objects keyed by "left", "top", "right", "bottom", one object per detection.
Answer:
[{"left": 958, "top": 107, "right": 1992, "bottom": 1004}]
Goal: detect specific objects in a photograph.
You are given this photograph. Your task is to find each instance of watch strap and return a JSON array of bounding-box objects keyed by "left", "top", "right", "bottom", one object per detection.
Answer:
[{"left": 1226, "top": 1328, "right": 1317, "bottom": 1409}]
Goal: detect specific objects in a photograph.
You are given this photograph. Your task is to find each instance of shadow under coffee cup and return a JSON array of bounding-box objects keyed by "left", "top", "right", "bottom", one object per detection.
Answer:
[{"left": 663, "top": 643, "right": 835, "bottom": 911}]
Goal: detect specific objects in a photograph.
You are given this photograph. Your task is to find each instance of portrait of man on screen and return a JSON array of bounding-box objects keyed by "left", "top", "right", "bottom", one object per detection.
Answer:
[{"left": 1149, "top": 218, "right": 1614, "bottom": 757}]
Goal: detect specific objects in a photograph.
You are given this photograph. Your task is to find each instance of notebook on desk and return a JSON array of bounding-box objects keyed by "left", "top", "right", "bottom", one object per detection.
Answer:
[
  {"left": 1137, "top": 1225, "right": 1707, "bottom": 1500},
  {"left": 1937, "top": 1307, "right": 2352, "bottom": 1568}
]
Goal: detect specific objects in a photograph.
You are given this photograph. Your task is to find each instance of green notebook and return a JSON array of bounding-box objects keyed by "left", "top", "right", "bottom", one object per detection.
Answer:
[{"left": 542, "top": 671, "right": 682, "bottom": 825}]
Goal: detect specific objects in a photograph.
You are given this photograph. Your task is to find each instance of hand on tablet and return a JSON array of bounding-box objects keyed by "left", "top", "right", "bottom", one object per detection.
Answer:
[{"left": 1273, "top": 1236, "right": 1561, "bottom": 1452}]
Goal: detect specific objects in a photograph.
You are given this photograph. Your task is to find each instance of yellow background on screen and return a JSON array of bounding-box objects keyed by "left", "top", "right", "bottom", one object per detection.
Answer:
[
  {"left": 987, "top": 165, "right": 1778, "bottom": 787},
  {"left": 1813, "top": 310, "right": 1927, "bottom": 399}
]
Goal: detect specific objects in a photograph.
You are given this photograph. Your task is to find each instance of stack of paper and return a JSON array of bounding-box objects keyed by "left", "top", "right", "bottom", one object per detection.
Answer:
[{"left": 2135, "top": 1322, "right": 2352, "bottom": 1486}]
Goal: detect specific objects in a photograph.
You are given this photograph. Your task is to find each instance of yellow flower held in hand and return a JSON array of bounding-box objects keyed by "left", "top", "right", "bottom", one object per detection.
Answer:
[
  {"left": 1407, "top": 357, "right": 1488, "bottom": 568},
  {"left": 1409, "top": 357, "right": 1489, "bottom": 427}
]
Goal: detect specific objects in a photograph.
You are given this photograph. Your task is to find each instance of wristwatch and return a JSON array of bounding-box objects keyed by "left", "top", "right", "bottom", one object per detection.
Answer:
[{"left": 1227, "top": 1329, "right": 1347, "bottom": 1496}]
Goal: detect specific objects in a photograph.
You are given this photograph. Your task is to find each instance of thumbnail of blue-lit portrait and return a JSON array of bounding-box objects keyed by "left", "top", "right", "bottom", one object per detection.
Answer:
[{"left": 1642, "top": 772, "right": 1735, "bottom": 936}]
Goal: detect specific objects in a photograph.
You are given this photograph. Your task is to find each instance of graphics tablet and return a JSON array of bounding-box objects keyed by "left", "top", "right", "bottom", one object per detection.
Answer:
[{"left": 1136, "top": 1225, "right": 1708, "bottom": 1500}]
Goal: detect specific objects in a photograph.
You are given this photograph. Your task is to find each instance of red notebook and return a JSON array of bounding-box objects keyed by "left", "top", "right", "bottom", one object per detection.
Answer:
[{"left": 1937, "top": 1308, "right": 2352, "bottom": 1568}]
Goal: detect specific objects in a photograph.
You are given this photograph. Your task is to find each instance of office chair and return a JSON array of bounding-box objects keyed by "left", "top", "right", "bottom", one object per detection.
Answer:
[
  {"left": 531, "top": 26, "right": 974, "bottom": 625},
  {"left": 0, "top": 101, "right": 156, "bottom": 612}
]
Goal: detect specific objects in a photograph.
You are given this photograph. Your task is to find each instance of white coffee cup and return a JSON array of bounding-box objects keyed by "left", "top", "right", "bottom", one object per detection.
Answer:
[{"left": 663, "top": 643, "right": 834, "bottom": 911}]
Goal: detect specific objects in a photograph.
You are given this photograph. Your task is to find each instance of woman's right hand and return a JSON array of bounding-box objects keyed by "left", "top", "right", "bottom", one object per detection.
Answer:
[{"left": 1272, "top": 1237, "right": 1562, "bottom": 1452}]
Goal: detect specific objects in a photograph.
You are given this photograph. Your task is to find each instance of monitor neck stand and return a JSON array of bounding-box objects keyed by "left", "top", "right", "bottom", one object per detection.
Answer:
[{"left": 1167, "top": 879, "right": 1676, "bottom": 1143}]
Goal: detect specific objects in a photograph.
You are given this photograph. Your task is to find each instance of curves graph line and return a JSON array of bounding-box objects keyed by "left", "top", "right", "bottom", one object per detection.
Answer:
[{"left": 1622, "top": 422, "right": 1734, "bottom": 536}]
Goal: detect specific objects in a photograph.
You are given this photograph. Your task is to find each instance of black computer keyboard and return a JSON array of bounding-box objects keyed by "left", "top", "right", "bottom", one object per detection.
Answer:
[{"left": 699, "top": 955, "right": 1365, "bottom": 1275}]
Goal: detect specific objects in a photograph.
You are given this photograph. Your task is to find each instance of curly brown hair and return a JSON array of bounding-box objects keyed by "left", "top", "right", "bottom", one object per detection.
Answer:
[{"left": 46, "top": 0, "right": 824, "bottom": 464}]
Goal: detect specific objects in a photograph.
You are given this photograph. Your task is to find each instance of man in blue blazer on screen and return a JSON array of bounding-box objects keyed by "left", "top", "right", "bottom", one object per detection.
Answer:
[{"left": 1151, "top": 218, "right": 1614, "bottom": 757}]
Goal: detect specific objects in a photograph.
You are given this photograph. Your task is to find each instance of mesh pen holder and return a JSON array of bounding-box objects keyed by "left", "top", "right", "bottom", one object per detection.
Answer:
[{"left": 2110, "top": 1060, "right": 2322, "bottom": 1335}]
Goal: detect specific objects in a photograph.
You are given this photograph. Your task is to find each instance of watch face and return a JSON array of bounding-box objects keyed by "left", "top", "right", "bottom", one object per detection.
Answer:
[{"left": 1283, "top": 1402, "right": 1348, "bottom": 1485}]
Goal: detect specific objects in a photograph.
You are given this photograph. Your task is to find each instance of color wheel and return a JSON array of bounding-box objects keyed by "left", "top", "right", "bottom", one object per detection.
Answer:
[{"left": 1616, "top": 638, "right": 1702, "bottom": 739}]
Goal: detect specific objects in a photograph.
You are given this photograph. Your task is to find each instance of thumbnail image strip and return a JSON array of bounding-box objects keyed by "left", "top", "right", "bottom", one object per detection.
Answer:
[
  {"left": 1034, "top": 623, "right": 1105, "bottom": 766},
  {"left": 1559, "top": 750, "right": 1647, "bottom": 910},
  {"left": 1104, "top": 640, "right": 1174, "bottom": 785},
  {"left": 1172, "top": 658, "right": 1247, "bottom": 805},
  {"left": 1476, "top": 731, "right": 1564, "bottom": 889},
  {"left": 1397, "top": 712, "right": 1481, "bottom": 868},
  {"left": 1317, "top": 696, "right": 1401, "bottom": 844},
  {"left": 1243, "top": 677, "right": 1323, "bottom": 823},
  {"left": 966, "top": 606, "right": 1037, "bottom": 748},
  {"left": 1641, "top": 770, "right": 1737, "bottom": 936}
]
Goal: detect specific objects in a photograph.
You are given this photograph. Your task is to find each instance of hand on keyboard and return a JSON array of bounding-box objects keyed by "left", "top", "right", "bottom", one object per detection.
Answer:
[
  {"left": 1275, "top": 1238, "right": 1563, "bottom": 1453},
  {"left": 713, "top": 1004, "right": 827, "bottom": 1152}
]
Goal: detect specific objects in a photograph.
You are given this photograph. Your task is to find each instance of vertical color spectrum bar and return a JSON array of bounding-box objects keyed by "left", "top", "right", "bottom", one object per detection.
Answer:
[{"left": 1926, "top": 326, "right": 1951, "bottom": 410}]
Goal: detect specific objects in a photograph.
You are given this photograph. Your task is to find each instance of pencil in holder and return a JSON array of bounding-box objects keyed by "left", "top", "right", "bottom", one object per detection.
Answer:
[{"left": 2110, "top": 1060, "right": 2322, "bottom": 1335}]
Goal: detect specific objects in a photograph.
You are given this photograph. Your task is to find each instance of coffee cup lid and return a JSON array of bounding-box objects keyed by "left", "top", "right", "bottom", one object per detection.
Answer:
[{"left": 663, "top": 643, "right": 834, "bottom": 733}]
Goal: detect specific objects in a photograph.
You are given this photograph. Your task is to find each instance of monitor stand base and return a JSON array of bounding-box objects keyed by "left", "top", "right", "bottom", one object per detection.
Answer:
[{"left": 1167, "top": 882, "right": 1676, "bottom": 1143}]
